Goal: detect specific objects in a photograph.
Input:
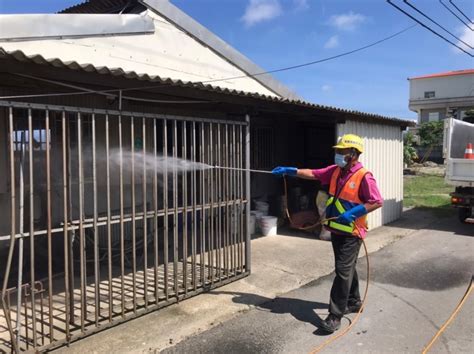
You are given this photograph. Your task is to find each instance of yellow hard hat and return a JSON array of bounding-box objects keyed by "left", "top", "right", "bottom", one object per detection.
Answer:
[{"left": 333, "top": 134, "right": 364, "bottom": 153}]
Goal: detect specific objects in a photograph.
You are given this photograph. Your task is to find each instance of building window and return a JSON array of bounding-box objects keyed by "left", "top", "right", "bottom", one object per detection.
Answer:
[
  {"left": 14, "top": 129, "right": 50, "bottom": 151},
  {"left": 428, "top": 112, "right": 439, "bottom": 122},
  {"left": 424, "top": 91, "right": 435, "bottom": 98}
]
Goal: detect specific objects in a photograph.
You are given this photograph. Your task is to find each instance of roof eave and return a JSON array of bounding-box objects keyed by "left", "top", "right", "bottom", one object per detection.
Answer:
[{"left": 140, "top": 0, "right": 300, "bottom": 101}]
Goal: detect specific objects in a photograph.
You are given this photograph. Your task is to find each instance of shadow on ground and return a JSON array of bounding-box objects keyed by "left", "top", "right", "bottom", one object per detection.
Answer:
[
  {"left": 209, "top": 290, "right": 338, "bottom": 336},
  {"left": 392, "top": 207, "right": 473, "bottom": 237}
]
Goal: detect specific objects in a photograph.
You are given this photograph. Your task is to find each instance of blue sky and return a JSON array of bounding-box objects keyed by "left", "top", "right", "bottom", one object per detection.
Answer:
[{"left": 1, "top": 0, "right": 473, "bottom": 119}]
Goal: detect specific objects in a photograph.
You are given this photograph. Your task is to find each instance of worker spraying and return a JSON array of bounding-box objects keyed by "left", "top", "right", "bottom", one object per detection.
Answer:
[{"left": 272, "top": 134, "right": 383, "bottom": 333}]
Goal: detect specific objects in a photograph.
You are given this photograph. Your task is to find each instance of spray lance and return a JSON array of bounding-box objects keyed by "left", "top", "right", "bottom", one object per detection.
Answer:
[
  {"left": 213, "top": 163, "right": 368, "bottom": 353},
  {"left": 212, "top": 165, "right": 334, "bottom": 228},
  {"left": 212, "top": 165, "right": 273, "bottom": 174}
]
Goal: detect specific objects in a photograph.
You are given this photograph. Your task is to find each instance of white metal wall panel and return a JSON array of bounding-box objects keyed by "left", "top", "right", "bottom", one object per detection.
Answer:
[{"left": 337, "top": 121, "right": 403, "bottom": 230}]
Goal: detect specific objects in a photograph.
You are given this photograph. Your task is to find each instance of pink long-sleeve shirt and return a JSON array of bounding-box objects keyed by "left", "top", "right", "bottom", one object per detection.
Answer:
[{"left": 312, "top": 162, "right": 383, "bottom": 237}]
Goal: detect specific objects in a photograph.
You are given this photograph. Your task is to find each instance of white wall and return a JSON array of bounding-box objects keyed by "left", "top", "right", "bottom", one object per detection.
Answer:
[
  {"left": 410, "top": 74, "right": 474, "bottom": 101},
  {"left": 337, "top": 121, "right": 403, "bottom": 230}
]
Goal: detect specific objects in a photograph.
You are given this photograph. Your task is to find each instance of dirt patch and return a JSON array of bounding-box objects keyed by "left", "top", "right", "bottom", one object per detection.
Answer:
[{"left": 404, "top": 163, "right": 445, "bottom": 177}]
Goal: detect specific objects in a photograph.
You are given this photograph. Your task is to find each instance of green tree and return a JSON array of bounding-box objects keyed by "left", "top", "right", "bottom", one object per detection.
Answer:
[
  {"left": 418, "top": 121, "right": 444, "bottom": 162},
  {"left": 464, "top": 109, "right": 474, "bottom": 123},
  {"left": 403, "top": 131, "right": 418, "bottom": 166}
]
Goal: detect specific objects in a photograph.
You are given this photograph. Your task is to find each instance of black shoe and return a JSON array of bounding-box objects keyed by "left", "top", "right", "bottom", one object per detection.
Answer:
[
  {"left": 319, "top": 313, "right": 341, "bottom": 333},
  {"left": 344, "top": 300, "right": 363, "bottom": 314}
]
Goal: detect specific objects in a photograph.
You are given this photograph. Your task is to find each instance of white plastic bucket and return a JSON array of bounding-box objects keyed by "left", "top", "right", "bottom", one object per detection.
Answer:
[
  {"left": 251, "top": 210, "right": 265, "bottom": 232},
  {"left": 259, "top": 216, "right": 278, "bottom": 236}
]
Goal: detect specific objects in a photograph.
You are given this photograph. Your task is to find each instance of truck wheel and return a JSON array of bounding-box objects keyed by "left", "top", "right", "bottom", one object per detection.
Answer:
[{"left": 458, "top": 208, "right": 470, "bottom": 223}]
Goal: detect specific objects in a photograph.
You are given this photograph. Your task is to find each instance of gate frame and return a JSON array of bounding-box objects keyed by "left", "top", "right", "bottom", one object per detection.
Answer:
[{"left": 0, "top": 99, "right": 251, "bottom": 352}]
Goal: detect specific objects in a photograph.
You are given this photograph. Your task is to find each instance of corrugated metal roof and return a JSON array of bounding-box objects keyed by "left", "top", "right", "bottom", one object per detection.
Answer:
[
  {"left": 0, "top": 46, "right": 413, "bottom": 127},
  {"left": 59, "top": 0, "right": 138, "bottom": 14}
]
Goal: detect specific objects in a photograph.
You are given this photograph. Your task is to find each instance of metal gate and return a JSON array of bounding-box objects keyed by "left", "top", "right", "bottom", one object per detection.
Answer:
[{"left": 0, "top": 100, "right": 250, "bottom": 352}]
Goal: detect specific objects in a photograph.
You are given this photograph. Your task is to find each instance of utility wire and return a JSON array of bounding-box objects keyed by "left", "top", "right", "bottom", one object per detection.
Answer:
[
  {"left": 0, "top": 24, "right": 417, "bottom": 101},
  {"left": 387, "top": 1, "right": 473, "bottom": 56},
  {"left": 204, "top": 24, "right": 417, "bottom": 79},
  {"left": 439, "top": 0, "right": 473, "bottom": 31},
  {"left": 449, "top": 0, "right": 474, "bottom": 24},
  {"left": 404, "top": 0, "right": 473, "bottom": 49}
]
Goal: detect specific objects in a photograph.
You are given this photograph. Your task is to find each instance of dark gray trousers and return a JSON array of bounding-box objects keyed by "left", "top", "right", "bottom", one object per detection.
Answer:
[{"left": 329, "top": 233, "right": 362, "bottom": 318}]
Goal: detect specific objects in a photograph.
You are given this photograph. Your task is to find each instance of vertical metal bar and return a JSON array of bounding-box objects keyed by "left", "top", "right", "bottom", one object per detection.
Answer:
[
  {"left": 67, "top": 117, "right": 75, "bottom": 327},
  {"left": 191, "top": 121, "right": 197, "bottom": 291},
  {"left": 105, "top": 114, "right": 113, "bottom": 322},
  {"left": 199, "top": 122, "right": 205, "bottom": 284},
  {"left": 142, "top": 117, "right": 148, "bottom": 308},
  {"left": 153, "top": 119, "right": 159, "bottom": 302},
  {"left": 2, "top": 106, "right": 19, "bottom": 353},
  {"left": 209, "top": 123, "right": 214, "bottom": 284},
  {"left": 205, "top": 123, "right": 211, "bottom": 283},
  {"left": 92, "top": 113, "right": 100, "bottom": 326},
  {"left": 172, "top": 120, "right": 179, "bottom": 297},
  {"left": 45, "top": 110, "right": 54, "bottom": 341},
  {"left": 163, "top": 120, "right": 169, "bottom": 299},
  {"left": 24, "top": 288, "right": 28, "bottom": 350},
  {"left": 77, "top": 112, "right": 86, "bottom": 332},
  {"left": 28, "top": 109, "right": 38, "bottom": 347},
  {"left": 217, "top": 124, "right": 222, "bottom": 281},
  {"left": 40, "top": 289, "right": 44, "bottom": 346},
  {"left": 229, "top": 123, "right": 234, "bottom": 275},
  {"left": 62, "top": 111, "right": 70, "bottom": 339},
  {"left": 245, "top": 115, "right": 251, "bottom": 272},
  {"left": 224, "top": 124, "right": 229, "bottom": 276},
  {"left": 229, "top": 124, "right": 234, "bottom": 275},
  {"left": 119, "top": 115, "right": 125, "bottom": 317},
  {"left": 236, "top": 125, "right": 241, "bottom": 274},
  {"left": 131, "top": 116, "right": 137, "bottom": 313},
  {"left": 224, "top": 124, "right": 230, "bottom": 276},
  {"left": 232, "top": 124, "right": 237, "bottom": 276},
  {"left": 16, "top": 131, "right": 25, "bottom": 350},
  {"left": 182, "top": 121, "right": 188, "bottom": 295},
  {"left": 239, "top": 125, "right": 244, "bottom": 273}
]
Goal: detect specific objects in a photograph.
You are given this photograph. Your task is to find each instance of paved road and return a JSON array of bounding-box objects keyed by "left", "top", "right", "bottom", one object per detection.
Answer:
[{"left": 163, "top": 215, "right": 473, "bottom": 353}]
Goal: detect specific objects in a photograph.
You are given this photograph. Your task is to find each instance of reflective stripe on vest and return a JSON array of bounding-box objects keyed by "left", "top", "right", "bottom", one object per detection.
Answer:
[
  {"left": 324, "top": 197, "right": 356, "bottom": 233},
  {"left": 324, "top": 167, "right": 369, "bottom": 236},
  {"left": 327, "top": 220, "right": 354, "bottom": 233}
]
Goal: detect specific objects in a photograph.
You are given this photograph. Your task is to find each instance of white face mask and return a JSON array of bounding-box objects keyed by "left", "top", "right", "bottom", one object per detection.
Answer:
[{"left": 335, "top": 153, "right": 347, "bottom": 168}]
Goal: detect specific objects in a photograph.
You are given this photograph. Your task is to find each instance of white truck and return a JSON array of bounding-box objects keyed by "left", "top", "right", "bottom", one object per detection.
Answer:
[{"left": 443, "top": 118, "right": 474, "bottom": 223}]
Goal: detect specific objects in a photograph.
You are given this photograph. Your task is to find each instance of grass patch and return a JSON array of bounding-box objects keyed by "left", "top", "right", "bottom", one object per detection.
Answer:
[{"left": 404, "top": 175, "right": 452, "bottom": 210}]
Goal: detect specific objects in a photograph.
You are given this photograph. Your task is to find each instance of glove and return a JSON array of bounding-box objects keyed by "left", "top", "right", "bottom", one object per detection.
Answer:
[
  {"left": 272, "top": 166, "right": 297, "bottom": 176},
  {"left": 337, "top": 204, "right": 367, "bottom": 224}
]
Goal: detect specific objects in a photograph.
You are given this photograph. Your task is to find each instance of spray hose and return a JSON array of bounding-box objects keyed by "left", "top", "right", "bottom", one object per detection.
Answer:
[
  {"left": 283, "top": 176, "right": 337, "bottom": 230},
  {"left": 280, "top": 177, "right": 471, "bottom": 352},
  {"left": 422, "top": 275, "right": 474, "bottom": 353},
  {"left": 280, "top": 176, "right": 369, "bottom": 352},
  {"left": 219, "top": 168, "right": 471, "bottom": 352}
]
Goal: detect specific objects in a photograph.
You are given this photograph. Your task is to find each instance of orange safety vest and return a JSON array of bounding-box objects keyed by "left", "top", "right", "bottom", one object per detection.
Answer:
[{"left": 323, "top": 167, "right": 369, "bottom": 237}]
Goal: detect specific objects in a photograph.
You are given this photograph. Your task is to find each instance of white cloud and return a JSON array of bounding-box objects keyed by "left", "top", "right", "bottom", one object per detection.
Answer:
[
  {"left": 324, "top": 35, "right": 339, "bottom": 49},
  {"left": 294, "top": 0, "right": 309, "bottom": 11},
  {"left": 241, "top": 0, "right": 282, "bottom": 27},
  {"left": 322, "top": 85, "right": 332, "bottom": 92},
  {"left": 454, "top": 26, "right": 474, "bottom": 54},
  {"left": 329, "top": 11, "right": 366, "bottom": 31}
]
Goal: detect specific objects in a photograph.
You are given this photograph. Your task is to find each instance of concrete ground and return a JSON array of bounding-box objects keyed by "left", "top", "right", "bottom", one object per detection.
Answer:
[
  {"left": 55, "top": 208, "right": 463, "bottom": 353},
  {"left": 163, "top": 212, "right": 473, "bottom": 354}
]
